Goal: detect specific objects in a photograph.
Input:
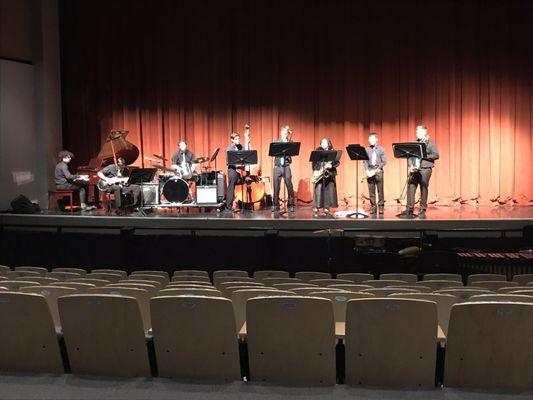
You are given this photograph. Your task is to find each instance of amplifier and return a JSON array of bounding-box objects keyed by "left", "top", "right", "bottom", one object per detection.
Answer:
[
  {"left": 198, "top": 171, "right": 226, "bottom": 202},
  {"left": 140, "top": 183, "right": 159, "bottom": 205},
  {"left": 196, "top": 186, "right": 218, "bottom": 204}
]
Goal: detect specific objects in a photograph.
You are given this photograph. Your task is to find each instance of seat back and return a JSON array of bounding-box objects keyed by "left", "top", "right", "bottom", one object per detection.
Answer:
[
  {"left": 262, "top": 277, "right": 302, "bottom": 287},
  {"left": 51, "top": 267, "right": 87, "bottom": 276},
  {"left": 423, "top": 273, "right": 462, "bottom": 282},
  {"left": 308, "top": 291, "right": 375, "bottom": 322},
  {"left": 379, "top": 273, "right": 417, "bottom": 283},
  {"left": 231, "top": 289, "right": 293, "bottom": 330},
  {"left": 388, "top": 284, "right": 432, "bottom": 293},
  {"left": 0, "top": 265, "right": 11, "bottom": 275},
  {"left": 173, "top": 270, "right": 209, "bottom": 278},
  {"left": 213, "top": 270, "right": 249, "bottom": 282},
  {"left": 309, "top": 278, "right": 354, "bottom": 287},
  {"left": 120, "top": 279, "right": 163, "bottom": 290},
  {"left": 445, "top": 302, "right": 533, "bottom": 390},
  {"left": 361, "top": 279, "right": 408, "bottom": 288},
  {"left": 254, "top": 270, "right": 289, "bottom": 281},
  {"left": 435, "top": 288, "right": 493, "bottom": 300},
  {"left": 0, "top": 292, "right": 64, "bottom": 373},
  {"left": 215, "top": 276, "right": 255, "bottom": 287},
  {"left": 67, "top": 278, "right": 110, "bottom": 287},
  {"left": 291, "top": 287, "right": 344, "bottom": 295},
  {"left": 86, "top": 272, "right": 123, "bottom": 283},
  {"left": 58, "top": 294, "right": 151, "bottom": 377},
  {"left": 272, "top": 283, "right": 318, "bottom": 290},
  {"left": 416, "top": 280, "right": 463, "bottom": 291},
  {"left": 90, "top": 269, "right": 128, "bottom": 279},
  {"left": 6, "top": 270, "right": 40, "bottom": 279},
  {"left": 151, "top": 295, "right": 240, "bottom": 380},
  {"left": 18, "top": 286, "right": 77, "bottom": 330},
  {"left": 295, "top": 271, "right": 332, "bottom": 281},
  {"left": 470, "top": 281, "right": 518, "bottom": 291},
  {"left": 327, "top": 284, "right": 373, "bottom": 292},
  {"left": 467, "top": 274, "right": 506, "bottom": 284},
  {"left": 107, "top": 282, "right": 159, "bottom": 295},
  {"left": 172, "top": 275, "right": 211, "bottom": 283},
  {"left": 14, "top": 276, "right": 59, "bottom": 285},
  {"left": 14, "top": 266, "right": 48, "bottom": 275},
  {"left": 512, "top": 274, "right": 533, "bottom": 286},
  {"left": 247, "top": 296, "right": 336, "bottom": 385},
  {"left": 361, "top": 288, "right": 420, "bottom": 297},
  {"left": 468, "top": 294, "right": 533, "bottom": 303},
  {"left": 510, "top": 289, "right": 533, "bottom": 296},
  {"left": 50, "top": 281, "right": 95, "bottom": 292},
  {"left": 127, "top": 273, "right": 167, "bottom": 285},
  {"left": 48, "top": 271, "right": 82, "bottom": 281},
  {"left": 336, "top": 273, "right": 374, "bottom": 283},
  {"left": 159, "top": 288, "right": 223, "bottom": 297},
  {"left": 345, "top": 298, "right": 437, "bottom": 388},
  {"left": 131, "top": 270, "right": 169, "bottom": 281},
  {"left": 389, "top": 293, "right": 458, "bottom": 336}
]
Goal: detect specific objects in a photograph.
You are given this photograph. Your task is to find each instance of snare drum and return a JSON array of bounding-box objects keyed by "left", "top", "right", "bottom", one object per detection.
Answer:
[{"left": 162, "top": 177, "right": 190, "bottom": 203}]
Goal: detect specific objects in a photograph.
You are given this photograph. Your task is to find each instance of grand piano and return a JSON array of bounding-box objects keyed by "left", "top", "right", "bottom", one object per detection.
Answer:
[{"left": 77, "top": 130, "right": 140, "bottom": 203}]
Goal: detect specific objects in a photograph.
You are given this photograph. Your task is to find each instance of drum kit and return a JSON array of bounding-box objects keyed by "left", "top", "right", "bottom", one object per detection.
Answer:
[{"left": 145, "top": 153, "right": 214, "bottom": 205}]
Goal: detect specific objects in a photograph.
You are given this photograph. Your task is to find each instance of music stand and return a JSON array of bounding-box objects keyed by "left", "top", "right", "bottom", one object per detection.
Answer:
[
  {"left": 309, "top": 150, "right": 341, "bottom": 215},
  {"left": 227, "top": 150, "right": 258, "bottom": 212},
  {"left": 345, "top": 144, "right": 369, "bottom": 218},
  {"left": 127, "top": 168, "right": 157, "bottom": 216},
  {"left": 268, "top": 142, "right": 301, "bottom": 214},
  {"left": 392, "top": 142, "right": 427, "bottom": 217}
]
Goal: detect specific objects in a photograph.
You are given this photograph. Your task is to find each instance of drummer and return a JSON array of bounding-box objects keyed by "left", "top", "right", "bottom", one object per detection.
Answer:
[{"left": 171, "top": 140, "right": 195, "bottom": 179}]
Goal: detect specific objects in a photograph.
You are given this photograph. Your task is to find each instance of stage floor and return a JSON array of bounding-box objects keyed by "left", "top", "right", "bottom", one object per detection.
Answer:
[{"left": 1, "top": 205, "right": 532, "bottom": 236}]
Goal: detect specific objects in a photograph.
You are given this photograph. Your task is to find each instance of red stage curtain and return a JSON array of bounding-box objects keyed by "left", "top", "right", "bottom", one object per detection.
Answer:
[{"left": 59, "top": 0, "right": 532, "bottom": 205}]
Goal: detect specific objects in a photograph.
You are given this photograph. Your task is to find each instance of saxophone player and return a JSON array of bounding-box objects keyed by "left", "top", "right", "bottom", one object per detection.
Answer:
[
  {"left": 364, "top": 133, "right": 386, "bottom": 214},
  {"left": 312, "top": 137, "right": 339, "bottom": 216}
]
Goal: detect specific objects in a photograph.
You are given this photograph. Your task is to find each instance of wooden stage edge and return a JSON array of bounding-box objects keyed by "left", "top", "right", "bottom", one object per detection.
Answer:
[{"left": 1, "top": 205, "right": 532, "bottom": 237}]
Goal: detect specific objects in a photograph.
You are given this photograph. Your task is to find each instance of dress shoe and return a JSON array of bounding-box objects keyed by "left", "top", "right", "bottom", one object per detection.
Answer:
[
  {"left": 288, "top": 205, "right": 295, "bottom": 212},
  {"left": 419, "top": 209, "right": 426, "bottom": 216},
  {"left": 271, "top": 205, "right": 280, "bottom": 212},
  {"left": 399, "top": 209, "right": 414, "bottom": 217},
  {"left": 370, "top": 207, "right": 377, "bottom": 214},
  {"left": 378, "top": 207, "right": 384, "bottom": 214}
]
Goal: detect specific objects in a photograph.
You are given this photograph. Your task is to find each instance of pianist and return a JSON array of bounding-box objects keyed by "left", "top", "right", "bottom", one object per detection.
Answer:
[{"left": 54, "top": 150, "right": 95, "bottom": 211}]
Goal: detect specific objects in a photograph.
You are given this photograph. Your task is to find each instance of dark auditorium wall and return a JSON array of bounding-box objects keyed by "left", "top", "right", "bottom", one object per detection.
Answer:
[{"left": 59, "top": 0, "right": 532, "bottom": 205}]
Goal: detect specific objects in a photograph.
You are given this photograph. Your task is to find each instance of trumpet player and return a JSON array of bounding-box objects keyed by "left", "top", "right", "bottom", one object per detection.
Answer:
[
  {"left": 363, "top": 133, "right": 386, "bottom": 214},
  {"left": 312, "top": 137, "right": 339, "bottom": 216}
]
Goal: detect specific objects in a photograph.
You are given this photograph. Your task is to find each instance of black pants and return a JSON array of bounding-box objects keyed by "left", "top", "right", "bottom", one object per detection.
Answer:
[
  {"left": 273, "top": 165, "right": 295, "bottom": 207},
  {"left": 407, "top": 168, "right": 432, "bottom": 211},
  {"left": 226, "top": 168, "right": 240, "bottom": 209},
  {"left": 56, "top": 183, "right": 86, "bottom": 205},
  {"left": 367, "top": 172, "right": 384, "bottom": 208},
  {"left": 104, "top": 184, "right": 141, "bottom": 208}
]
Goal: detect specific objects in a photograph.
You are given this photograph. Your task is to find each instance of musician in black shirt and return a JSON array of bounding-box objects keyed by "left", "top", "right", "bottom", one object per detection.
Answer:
[
  {"left": 97, "top": 157, "right": 141, "bottom": 214},
  {"left": 225, "top": 132, "right": 242, "bottom": 212},
  {"left": 171, "top": 140, "right": 195, "bottom": 179},
  {"left": 272, "top": 125, "right": 295, "bottom": 212},
  {"left": 54, "top": 150, "right": 94, "bottom": 211}
]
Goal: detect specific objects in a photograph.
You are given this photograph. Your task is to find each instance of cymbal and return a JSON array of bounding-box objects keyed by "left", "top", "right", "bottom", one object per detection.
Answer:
[
  {"left": 153, "top": 154, "right": 168, "bottom": 161},
  {"left": 192, "top": 157, "right": 209, "bottom": 163},
  {"left": 144, "top": 156, "right": 158, "bottom": 162}
]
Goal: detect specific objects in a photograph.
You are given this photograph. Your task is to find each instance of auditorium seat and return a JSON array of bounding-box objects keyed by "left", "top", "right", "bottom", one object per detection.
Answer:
[
  {"left": 67, "top": 278, "right": 110, "bottom": 287},
  {"left": 13, "top": 276, "right": 59, "bottom": 285},
  {"left": 0, "top": 286, "right": 7, "bottom": 291},
  {"left": 336, "top": 273, "right": 374, "bottom": 283},
  {"left": 0, "top": 276, "right": 7, "bottom": 281},
  {"left": 262, "top": 277, "right": 302, "bottom": 286},
  {"left": 389, "top": 293, "right": 459, "bottom": 336},
  {"left": 361, "top": 279, "right": 408, "bottom": 288},
  {"left": 295, "top": 271, "right": 332, "bottom": 281},
  {"left": 231, "top": 289, "right": 293, "bottom": 330},
  {"left": 88, "top": 287, "right": 152, "bottom": 331},
  {"left": 90, "top": 269, "right": 128, "bottom": 279},
  {"left": 361, "top": 287, "right": 420, "bottom": 296},
  {"left": 435, "top": 288, "right": 493, "bottom": 300},
  {"left": 159, "top": 287, "right": 223, "bottom": 297},
  {"left": 272, "top": 282, "right": 319, "bottom": 290},
  {"left": 127, "top": 273, "right": 168, "bottom": 285},
  {"left": 253, "top": 270, "right": 290, "bottom": 281},
  {"left": 58, "top": 294, "right": 151, "bottom": 377},
  {"left": 51, "top": 267, "right": 87, "bottom": 276},
  {"left": 107, "top": 282, "right": 159, "bottom": 295},
  {"left": 0, "top": 280, "right": 41, "bottom": 291},
  {"left": 218, "top": 281, "right": 264, "bottom": 290},
  {"left": 469, "top": 280, "right": 519, "bottom": 291},
  {"left": 171, "top": 275, "right": 211, "bottom": 283},
  {"left": 221, "top": 285, "right": 267, "bottom": 299},
  {"left": 497, "top": 286, "right": 532, "bottom": 293},
  {"left": 151, "top": 295, "right": 240, "bottom": 381},
  {"left": 173, "top": 269, "right": 209, "bottom": 278},
  {"left": 19, "top": 285, "right": 77, "bottom": 332},
  {"left": 389, "top": 284, "right": 432, "bottom": 293},
  {"left": 246, "top": 296, "right": 336, "bottom": 385},
  {"left": 121, "top": 279, "right": 163, "bottom": 290},
  {"left": 0, "top": 292, "right": 64, "bottom": 373},
  {"left": 0, "top": 265, "right": 11, "bottom": 275},
  {"left": 422, "top": 273, "right": 462, "bottom": 282},
  {"left": 512, "top": 273, "right": 533, "bottom": 286},
  {"left": 510, "top": 289, "right": 533, "bottom": 296},
  {"left": 467, "top": 274, "right": 507, "bottom": 285},
  {"left": 328, "top": 284, "right": 374, "bottom": 292},
  {"left": 48, "top": 271, "right": 82, "bottom": 281},
  {"left": 379, "top": 273, "right": 418, "bottom": 283},
  {"left": 291, "top": 287, "right": 345, "bottom": 295},
  {"left": 416, "top": 280, "right": 463, "bottom": 291},
  {"left": 213, "top": 270, "right": 249, "bottom": 282},
  {"left": 50, "top": 281, "right": 95, "bottom": 292},
  {"left": 6, "top": 270, "right": 40, "bottom": 279},
  {"left": 310, "top": 278, "right": 354, "bottom": 287},
  {"left": 215, "top": 276, "right": 256, "bottom": 287},
  {"left": 14, "top": 266, "right": 48, "bottom": 275},
  {"left": 345, "top": 298, "right": 437, "bottom": 388},
  {"left": 444, "top": 302, "right": 533, "bottom": 390},
  {"left": 166, "top": 282, "right": 214, "bottom": 289},
  {"left": 308, "top": 291, "right": 375, "bottom": 322},
  {"left": 131, "top": 270, "right": 169, "bottom": 281},
  {"left": 467, "top": 294, "right": 533, "bottom": 303}
]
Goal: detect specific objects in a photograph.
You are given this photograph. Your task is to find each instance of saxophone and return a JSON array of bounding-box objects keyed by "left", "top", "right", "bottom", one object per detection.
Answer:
[{"left": 311, "top": 161, "right": 333, "bottom": 184}]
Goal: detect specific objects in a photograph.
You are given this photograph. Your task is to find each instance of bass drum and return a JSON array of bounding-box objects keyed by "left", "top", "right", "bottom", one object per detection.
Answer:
[{"left": 162, "top": 178, "right": 190, "bottom": 203}]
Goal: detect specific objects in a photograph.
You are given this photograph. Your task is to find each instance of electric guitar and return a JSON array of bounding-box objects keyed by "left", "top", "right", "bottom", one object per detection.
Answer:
[{"left": 97, "top": 176, "right": 129, "bottom": 191}]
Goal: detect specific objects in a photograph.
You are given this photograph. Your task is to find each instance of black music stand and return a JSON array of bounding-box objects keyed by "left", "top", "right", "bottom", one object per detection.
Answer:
[
  {"left": 346, "top": 144, "right": 369, "bottom": 219},
  {"left": 227, "top": 150, "right": 258, "bottom": 212},
  {"left": 128, "top": 168, "right": 157, "bottom": 216},
  {"left": 392, "top": 142, "right": 427, "bottom": 217},
  {"left": 268, "top": 141, "right": 301, "bottom": 214},
  {"left": 309, "top": 150, "right": 341, "bottom": 216}
]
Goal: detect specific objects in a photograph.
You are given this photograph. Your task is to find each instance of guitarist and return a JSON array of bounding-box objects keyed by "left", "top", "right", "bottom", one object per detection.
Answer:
[
  {"left": 97, "top": 157, "right": 140, "bottom": 214},
  {"left": 364, "top": 133, "right": 386, "bottom": 214}
]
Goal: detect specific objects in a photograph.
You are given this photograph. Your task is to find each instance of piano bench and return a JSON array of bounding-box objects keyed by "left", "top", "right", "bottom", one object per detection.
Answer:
[{"left": 48, "top": 190, "right": 74, "bottom": 212}]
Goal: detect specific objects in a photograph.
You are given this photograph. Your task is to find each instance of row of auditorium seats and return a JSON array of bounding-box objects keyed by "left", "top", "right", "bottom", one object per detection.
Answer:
[{"left": 0, "top": 266, "right": 532, "bottom": 389}]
